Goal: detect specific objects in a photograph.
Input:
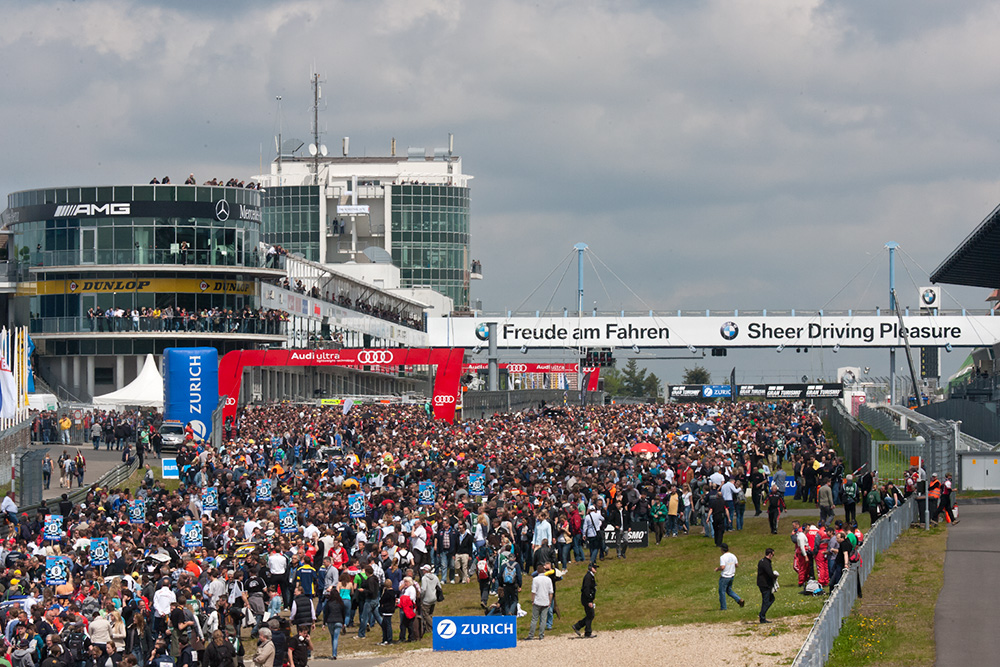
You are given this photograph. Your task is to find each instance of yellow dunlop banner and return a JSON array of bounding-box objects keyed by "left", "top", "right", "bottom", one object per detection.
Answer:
[{"left": 31, "top": 278, "right": 256, "bottom": 296}]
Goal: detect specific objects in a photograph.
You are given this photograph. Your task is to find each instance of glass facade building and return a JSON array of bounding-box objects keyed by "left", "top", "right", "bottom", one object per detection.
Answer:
[
  {"left": 261, "top": 186, "right": 321, "bottom": 261},
  {"left": 391, "top": 184, "right": 470, "bottom": 306}
]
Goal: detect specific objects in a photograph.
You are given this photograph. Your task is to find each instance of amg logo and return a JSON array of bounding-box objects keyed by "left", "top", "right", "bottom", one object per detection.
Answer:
[{"left": 54, "top": 203, "right": 131, "bottom": 217}]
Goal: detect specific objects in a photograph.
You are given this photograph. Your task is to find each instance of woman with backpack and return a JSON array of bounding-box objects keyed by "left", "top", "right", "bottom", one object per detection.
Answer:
[{"left": 203, "top": 630, "right": 235, "bottom": 667}]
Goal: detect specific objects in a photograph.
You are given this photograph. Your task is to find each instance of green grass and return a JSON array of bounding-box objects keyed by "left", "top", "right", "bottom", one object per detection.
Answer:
[
  {"left": 957, "top": 490, "right": 1000, "bottom": 499},
  {"left": 123, "top": 461, "right": 180, "bottom": 494},
  {"left": 826, "top": 524, "right": 947, "bottom": 667},
  {"left": 304, "top": 508, "right": 867, "bottom": 659}
]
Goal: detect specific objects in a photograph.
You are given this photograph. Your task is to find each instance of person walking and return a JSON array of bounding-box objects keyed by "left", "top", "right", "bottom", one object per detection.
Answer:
[
  {"left": 582, "top": 505, "right": 603, "bottom": 564},
  {"left": 842, "top": 474, "right": 859, "bottom": 525},
  {"left": 526, "top": 567, "right": 553, "bottom": 640},
  {"left": 708, "top": 487, "right": 729, "bottom": 548},
  {"left": 715, "top": 543, "right": 744, "bottom": 610},
  {"left": 571, "top": 562, "right": 597, "bottom": 638},
  {"left": 766, "top": 484, "right": 785, "bottom": 534},
  {"left": 818, "top": 478, "right": 835, "bottom": 525},
  {"left": 756, "top": 548, "right": 778, "bottom": 623}
]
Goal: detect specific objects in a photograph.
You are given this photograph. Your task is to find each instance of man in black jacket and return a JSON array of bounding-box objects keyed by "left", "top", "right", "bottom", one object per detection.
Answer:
[
  {"left": 571, "top": 562, "right": 597, "bottom": 638},
  {"left": 757, "top": 548, "right": 778, "bottom": 623}
]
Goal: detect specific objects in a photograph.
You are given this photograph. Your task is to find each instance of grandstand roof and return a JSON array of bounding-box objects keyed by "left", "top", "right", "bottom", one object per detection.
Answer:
[{"left": 932, "top": 201, "right": 1000, "bottom": 288}]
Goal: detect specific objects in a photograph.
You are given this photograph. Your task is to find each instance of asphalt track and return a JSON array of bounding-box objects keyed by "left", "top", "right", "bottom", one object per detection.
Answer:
[{"left": 934, "top": 504, "right": 1000, "bottom": 666}]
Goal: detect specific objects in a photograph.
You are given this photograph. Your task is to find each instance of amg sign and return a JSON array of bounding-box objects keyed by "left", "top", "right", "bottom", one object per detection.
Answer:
[{"left": 53, "top": 203, "right": 131, "bottom": 217}]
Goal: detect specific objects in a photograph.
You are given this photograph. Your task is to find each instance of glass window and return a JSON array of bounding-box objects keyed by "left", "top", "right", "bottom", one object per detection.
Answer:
[
  {"left": 133, "top": 186, "right": 153, "bottom": 201},
  {"left": 113, "top": 187, "right": 132, "bottom": 201},
  {"left": 154, "top": 186, "right": 174, "bottom": 202},
  {"left": 177, "top": 186, "right": 195, "bottom": 202}
]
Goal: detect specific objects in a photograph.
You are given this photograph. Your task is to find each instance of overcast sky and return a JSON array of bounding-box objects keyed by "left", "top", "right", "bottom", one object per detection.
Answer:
[{"left": 3, "top": 0, "right": 999, "bottom": 383}]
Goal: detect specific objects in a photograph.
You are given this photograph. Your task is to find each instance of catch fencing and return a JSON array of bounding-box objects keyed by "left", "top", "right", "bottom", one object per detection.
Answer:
[
  {"left": 817, "top": 399, "right": 871, "bottom": 477},
  {"left": 461, "top": 389, "right": 605, "bottom": 420},
  {"left": 792, "top": 497, "right": 919, "bottom": 667}
]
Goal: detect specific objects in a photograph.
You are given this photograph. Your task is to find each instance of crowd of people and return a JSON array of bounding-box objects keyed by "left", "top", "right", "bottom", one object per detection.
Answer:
[
  {"left": 0, "top": 397, "right": 920, "bottom": 667},
  {"left": 149, "top": 176, "right": 262, "bottom": 190},
  {"left": 68, "top": 308, "right": 290, "bottom": 336},
  {"left": 267, "top": 275, "right": 424, "bottom": 332}
]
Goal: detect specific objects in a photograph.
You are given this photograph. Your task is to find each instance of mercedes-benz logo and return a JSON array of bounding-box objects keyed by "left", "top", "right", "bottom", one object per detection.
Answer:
[{"left": 215, "top": 199, "right": 230, "bottom": 221}]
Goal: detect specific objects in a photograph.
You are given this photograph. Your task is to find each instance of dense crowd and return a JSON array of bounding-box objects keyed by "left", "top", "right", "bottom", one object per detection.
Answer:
[
  {"left": 0, "top": 399, "right": 904, "bottom": 667},
  {"left": 72, "top": 308, "right": 289, "bottom": 336}
]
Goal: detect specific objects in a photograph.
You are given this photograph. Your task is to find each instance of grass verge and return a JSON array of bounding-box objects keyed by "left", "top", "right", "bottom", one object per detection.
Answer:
[
  {"left": 306, "top": 508, "right": 867, "bottom": 659},
  {"left": 826, "top": 523, "right": 947, "bottom": 667}
]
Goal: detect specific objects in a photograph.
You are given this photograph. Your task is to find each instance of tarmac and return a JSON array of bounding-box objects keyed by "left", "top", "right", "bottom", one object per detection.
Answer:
[
  {"left": 30, "top": 441, "right": 137, "bottom": 501},
  {"left": 934, "top": 503, "right": 1000, "bottom": 666}
]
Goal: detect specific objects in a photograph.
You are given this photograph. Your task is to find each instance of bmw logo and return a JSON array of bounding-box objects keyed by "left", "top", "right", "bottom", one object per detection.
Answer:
[
  {"left": 922, "top": 289, "right": 937, "bottom": 306},
  {"left": 475, "top": 323, "right": 490, "bottom": 341},
  {"left": 720, "top": 321, "right": 739, "bottom": 340}
]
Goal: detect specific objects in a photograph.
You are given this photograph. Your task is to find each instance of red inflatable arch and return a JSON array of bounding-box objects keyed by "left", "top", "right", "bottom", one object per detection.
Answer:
[{"left": 218, "top": 348, "right": 466, "bottom": 423}]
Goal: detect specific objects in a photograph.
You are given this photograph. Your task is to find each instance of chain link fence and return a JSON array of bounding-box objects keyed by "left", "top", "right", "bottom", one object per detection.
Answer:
[{"left": 792, "top": 497, "right": 919, "bottom": 667}]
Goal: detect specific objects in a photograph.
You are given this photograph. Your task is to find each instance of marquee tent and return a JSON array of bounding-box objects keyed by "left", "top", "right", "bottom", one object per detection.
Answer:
[{"left": 92, "top": 354, "right": 163, "bottom": 408}]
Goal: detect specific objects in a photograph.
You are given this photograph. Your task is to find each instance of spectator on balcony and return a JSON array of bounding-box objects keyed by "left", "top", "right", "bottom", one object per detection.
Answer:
[{"left": 185, "top": 174, "right": 196, "bottom": 185}]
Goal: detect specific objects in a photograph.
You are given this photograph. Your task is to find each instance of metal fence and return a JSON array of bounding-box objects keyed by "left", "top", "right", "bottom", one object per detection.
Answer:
[
  {"left": 461, "top": 390, "right": 605, "bottom": 421},
  {"left": 918, "top": 399, "right": 1000, "bottom": 446},
  {"left": 818, "top": 399, "right": 871, "bottom": 477},
  {"left": 792, "top": 497, "right": 919, "bottom": 667}
]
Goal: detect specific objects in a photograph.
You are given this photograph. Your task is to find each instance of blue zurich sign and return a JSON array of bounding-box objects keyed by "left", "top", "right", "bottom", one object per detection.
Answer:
[{"left": 432, "top": 616, "right": 517, "bottom": 651}]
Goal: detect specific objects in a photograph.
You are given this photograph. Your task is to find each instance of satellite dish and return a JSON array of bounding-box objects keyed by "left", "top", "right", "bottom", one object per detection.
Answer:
[
  {"left": 320, "top": 144, "right": 328, "bottom": 156},
  {"left": 308, "top": 144, "right": 318, "bottom": 156},
  {"left": 363, "top": 246, "right": 394, "bottom": 264}
]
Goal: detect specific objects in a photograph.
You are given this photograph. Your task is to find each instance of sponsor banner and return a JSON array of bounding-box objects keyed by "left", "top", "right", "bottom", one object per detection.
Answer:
[
  {"left": 602, "top": 522, "right": 649, "bottom": 548},
  {"left": 432, "top": 616, "right": 517, "bottom": 651},
  {"left": 129, "top": 500, "right": 145, "bottom": 524},
  {"left": 45, "top": 556, "right": 71, "bottom": 585},
  {"left": 462, "top": 363, "right": 596, "bottom": 374},
  {"left": 279, "top": 507, "right": 298, "bottom": 534},
  {"left": 469, "top": 473, "right": 486, "bottom": 496},
  {"left": 90, "top": 537, "right": 110, "bottom": 567},
  {"left": 183, "top": 520, "right": 203, "bottom": 548},
  {"left": 202, "top": 487, "right": 219, "bottom": 512},
  {"left": 164, "top": 348, "right": 219, "bottom": 442},
  {"left": 6, "top": 200, "right": 261, "bottom": 225},
  {"left": 256, "top": 478, "right": 272, "bottom": 502},
  {"left": 34, "top": 278, "right": 256, "bottom": 296},
  {"left": 418, "top": 481, "right": 436, "bottom": 506},
  {"left": 737, "top": 384, "right": 843, "bottom": 399},
  {"left": 669, "top": 385, "right": 704, "bottom": 399},
  {"left": 43, "top": 515, "right": 63, "bottom": 541},
  {"left": 348, "top": 493, "right": 366, "bottom": 518},
  {"left": 702, "top": 384, "right": 732, "bottom": 398},
  {"left": 337, "top": 205, "right": 370, "bottom": 215},
  {"left": 767, "top": 477, "right": 798, "bottom": 497},
  {"left": 429, "top": 315, "right": 1000, "bottom": 349},
  {"left": 161, "top": 458, "right": 180, "bottom": 480}
]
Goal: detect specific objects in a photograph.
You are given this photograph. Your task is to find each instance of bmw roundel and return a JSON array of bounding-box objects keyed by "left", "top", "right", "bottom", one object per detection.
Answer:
[
  {"left": 720, "top": 321, "right": 739, "bottom": 341},
  {"left": 922, "top": 289, "right": 937, "bottom": 306},
  {"left": 475, "top": 323, "right": 490, "bottom": 341}
]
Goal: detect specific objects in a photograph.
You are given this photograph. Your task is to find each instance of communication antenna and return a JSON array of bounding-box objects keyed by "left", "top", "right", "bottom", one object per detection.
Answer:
[
  {"left": 275, "top": 95, "right": 283, "bottom": 186},
  {"left": 311, "top": 70, "right": 327, "bottom": 185}
]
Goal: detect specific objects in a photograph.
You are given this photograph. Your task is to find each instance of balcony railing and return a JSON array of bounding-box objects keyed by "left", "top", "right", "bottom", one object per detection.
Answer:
[
  {"left": 25, "top": 249, "right": 286, "bottom": 270},
  {"left": 29, "top": 315, "right": 288, "bottom": 337}
]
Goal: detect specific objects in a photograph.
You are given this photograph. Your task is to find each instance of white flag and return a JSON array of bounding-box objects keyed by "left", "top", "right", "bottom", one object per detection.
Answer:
[{"left": 0, "top": 351, "right": 15, "bottom": 418}]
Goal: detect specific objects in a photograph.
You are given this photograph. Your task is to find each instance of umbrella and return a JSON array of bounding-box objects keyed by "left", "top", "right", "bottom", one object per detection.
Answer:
[
  {"left": 698, "top": 423, "right": 718, "bottom": 433},
  {"left": 679, "top": 433, "right": 698, "bottom": 443},
  {"left": 630, "top": 442, "right": 660, "bottom": 454},
  {"left": 679, "top": 422, "right": 701, "bottom": 432}
]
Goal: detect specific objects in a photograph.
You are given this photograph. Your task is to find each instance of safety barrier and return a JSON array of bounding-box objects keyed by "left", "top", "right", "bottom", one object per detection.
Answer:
[{"left": 792, "top": 497, "right": 918, "bottom": 667}]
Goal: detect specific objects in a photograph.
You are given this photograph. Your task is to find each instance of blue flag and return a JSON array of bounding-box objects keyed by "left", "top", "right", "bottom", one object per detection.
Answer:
[
  {"left": 279, "top": 507, "right": 298, "bottom": 534},
  {"left": 90, "top": 538, "right": 110, "bottom": 567},
  {"left": 348, "top": 493, "right": 365, "bottom": 518},
  {"left": 183, "top": 520, "right": 203, "bottom": 548},
  {"left": 418, "top": 481, "right": 435, "bottom": 506},
  {"left": 469, "top": 473, "right": 486, "bottom": 496}
]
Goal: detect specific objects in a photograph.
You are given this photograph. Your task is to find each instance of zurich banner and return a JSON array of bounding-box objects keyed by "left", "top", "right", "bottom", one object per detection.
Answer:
[
  {"left": 432, "top": 616, "right": 517, "bottom": 651},
  {"left": 768, "top": 476, "right": 798, "bottom": 497},
  {"left": 163, "top": 347, "right": 219, "bottom": 441}
]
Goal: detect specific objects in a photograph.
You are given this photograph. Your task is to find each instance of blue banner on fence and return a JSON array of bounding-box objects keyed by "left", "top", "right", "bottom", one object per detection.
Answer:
[
  {"left": 161, "top": 458, "right": 180, "bottom": 480},
  {"left": 348, "top": 493, "right": 365, "bottom": 518},
  {"left": 469, "top": 473, "right": 486, "bottom": 496},
  {"left": 183, "top": 520, "right": 203, "bottom": 548},
  {"left": 129, "top": 500, "right": 145, "bottom": 524},
  {"left": 43, "top": 515, "right": 63, "bottom": 541},
  {"left": 702, "top": 384, "right": 733, "bottom": 398},
  {"left": 203, "top": 487, "right": 218, "bottom": 512},
  {"left": 45, "top": 556, "right": 70, "bottom": 586},
  {"left": 256, "top": 478, "right": 272, "bottom": 502},
  {"left": 432, "top": 616, "right": 517, "bottom": 651},
  {"left": 279, "top": 507, "right": 298, "bottom": 534},
  {"left": 90, "top": 537, "right": 110, "bottom": 567},
  {"left": 419, "top": 481, "right": 435, "bottom": 506},
  {"left": 767, "top": 476, "right": 798, "bottom": 497}
]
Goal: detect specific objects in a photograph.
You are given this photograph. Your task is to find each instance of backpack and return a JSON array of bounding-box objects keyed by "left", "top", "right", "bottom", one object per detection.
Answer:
[
  {"left": 502, "top": 560, "right": 517, "bottom": 586},
  {"left": 65, "top": 631, "right": 87, "bottom": 660},
  {"left": 804, "top": 579, "right": 823, "bottom": 595},
  {"left": 476, "top": 558, "right": 489, "bottom": 581}
]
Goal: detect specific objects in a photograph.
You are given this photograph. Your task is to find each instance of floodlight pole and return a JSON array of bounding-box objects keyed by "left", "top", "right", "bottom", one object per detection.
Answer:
[
  {"left": 575, "top": 243, "right": 588, "bottom": 401},
  {"left": 887, "top": 241, "right": 898, "bottom": 406}
]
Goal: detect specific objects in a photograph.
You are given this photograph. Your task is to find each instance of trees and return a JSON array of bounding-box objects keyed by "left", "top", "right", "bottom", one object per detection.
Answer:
[
  {"left": 682, "top": 366, "right": 711, "bottom": 385},
  {"left": 613, "top": 359, "right": 662, "bottom": 398}
]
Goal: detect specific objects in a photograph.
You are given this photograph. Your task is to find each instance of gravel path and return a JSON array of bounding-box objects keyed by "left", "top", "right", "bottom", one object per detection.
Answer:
[{"left": 376, "top": 615, "right": 814, "bottom": 667}]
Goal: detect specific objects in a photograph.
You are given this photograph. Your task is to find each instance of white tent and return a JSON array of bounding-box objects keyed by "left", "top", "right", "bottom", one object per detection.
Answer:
[{"left": 92, "top": 354, "right": 163, "bottom": 408}]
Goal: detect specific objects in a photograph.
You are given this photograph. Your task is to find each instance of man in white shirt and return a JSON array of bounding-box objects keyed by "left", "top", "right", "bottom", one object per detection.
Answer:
[
  {"left": 411, "top": 519, "right": 428, "bottom": 569},
  {"left": 0, "top": 493, "right": 16, "bottom": 525},
  {"left": 526, "top": 568, "right": 554, "bottom": 640},
  {"left": 151, "top": 579, "right": 176, "bottom": 635},
  {"left": 267, "top": 548, "right": 289, "bottom": 607},
  {"left": 709, "top": 467, "right": 726, "bottom": 487},
  {"left": 244, "top": 518, "right": 260, "bottom": 540},
  {"left": 720, "top": 479, "right": 738, "bottom": 530},
  {"left": 583, "top": 506, "right": 604, "bottom": 564},
  {"left": 714, "top": 543, "right": 744, "bottom": 610}
]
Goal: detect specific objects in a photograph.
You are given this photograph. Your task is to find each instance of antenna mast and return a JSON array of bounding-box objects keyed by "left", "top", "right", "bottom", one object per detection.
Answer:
[
  {"left": 311, "top": 71, "right": 325, "bottom": 185},
  {"left": 275, "top": 95, "right": 283, "bottom": 187}
]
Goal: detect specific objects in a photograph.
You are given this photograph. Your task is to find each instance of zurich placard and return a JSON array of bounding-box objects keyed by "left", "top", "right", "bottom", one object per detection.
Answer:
[{"left": 432, "top": 616, "right": 517, "bottom": 651}]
